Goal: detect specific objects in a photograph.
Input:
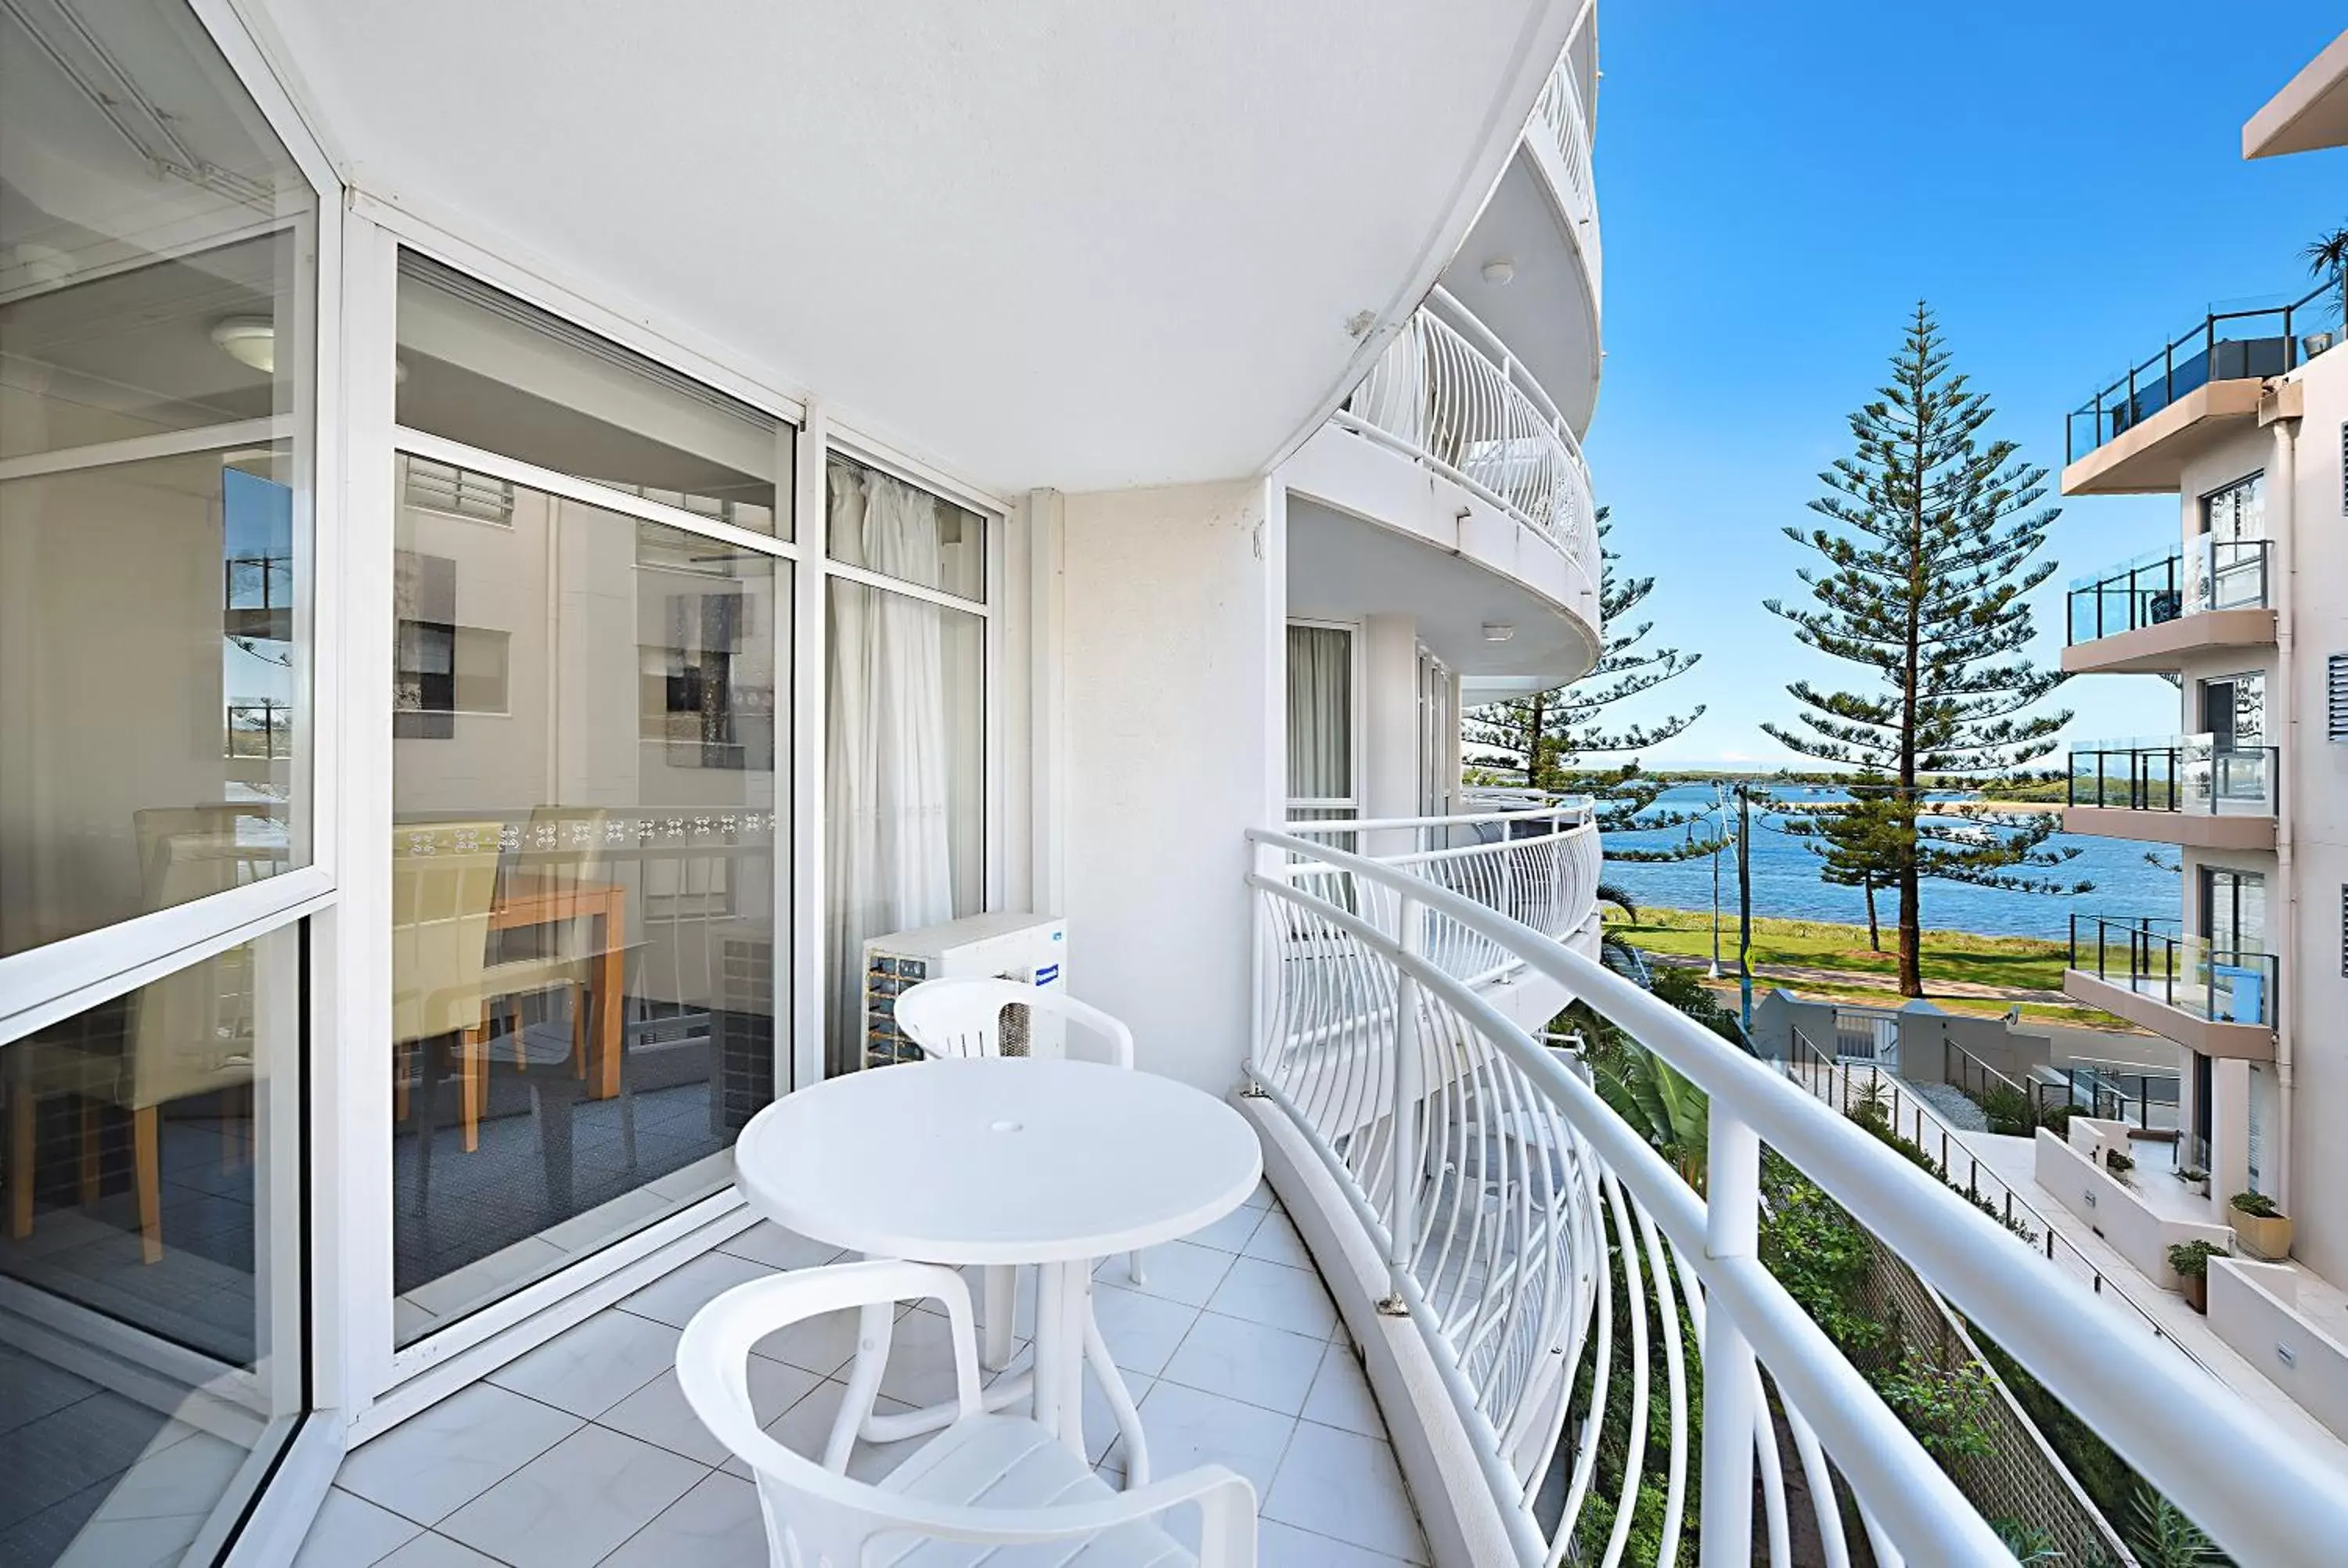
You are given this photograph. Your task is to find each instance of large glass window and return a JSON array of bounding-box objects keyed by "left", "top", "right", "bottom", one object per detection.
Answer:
[
  {"left": 390, "top": 459, "right": 785, "bottom": 1346},
  {"left": 2, "top": 2, "right": 317, "bottom": 958},
  {"left": 1, "top": 3, "right": 315, "bottom": 1559},
  {"left": 0, "top": 926, "right": 306, "bottom": 1564},
  {"left": 823, "top": 455, "right": 985, "bottom": 1075}
]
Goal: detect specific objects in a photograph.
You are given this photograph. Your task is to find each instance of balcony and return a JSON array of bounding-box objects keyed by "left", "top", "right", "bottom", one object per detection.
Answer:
[
  {"left": 2064, "top": 735, "right": 2278, "bottom": 849},
  {"left": 1528, "top": 50, "right": 1601, "bottom": 304},
  {"left": 276, "top": 815, "right": 2348, "bottom": 1568},
  {"left": 2065, "top": 915, "right": 2277, "bottom": 1059},
  {"left": 2062, "top": 538, "right": 2275, "bottom": 674},
  {"left": 1332, "top": 291, "right": 1600, "bottom": 579},
  {"left": 2062, "top": 276, "right": 2342, "bottom": 494}
]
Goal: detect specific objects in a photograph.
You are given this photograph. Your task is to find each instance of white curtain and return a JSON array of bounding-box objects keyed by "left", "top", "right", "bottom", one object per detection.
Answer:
[
  {"left": 826, "top": 464, "right": 956, "bottom": 1073},
  {"left": 1285, "top": 625, "right": 1352, "bottom": 806}
]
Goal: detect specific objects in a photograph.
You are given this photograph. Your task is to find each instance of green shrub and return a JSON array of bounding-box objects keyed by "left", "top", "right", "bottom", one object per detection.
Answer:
[
  {"left": 2230, "top": 1190, "right": 2281, "bottom": 1219},
  {"left": 2166, "top": 1239, "right": 2227, "bottom": 1279},
  {"left": 2040, "top": 1102, "right": 2077, "bottom": 1137},
  {"left": 1875, "top": 1350, "right": 1999, "bottom": 1463},
  {"left": 1977, "top": 1084, "right": 2035, "bottom": 1136}
]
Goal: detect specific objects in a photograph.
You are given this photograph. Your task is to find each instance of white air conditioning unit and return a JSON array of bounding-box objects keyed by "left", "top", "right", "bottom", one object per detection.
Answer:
[{"left": 861, "top": 912, "right": 1068, "bottom": 1069}]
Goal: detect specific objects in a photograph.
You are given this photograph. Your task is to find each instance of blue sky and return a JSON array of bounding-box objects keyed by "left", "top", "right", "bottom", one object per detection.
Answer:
[{"left": 1581, "top": 4, "right": 2346, "bottom": 769}]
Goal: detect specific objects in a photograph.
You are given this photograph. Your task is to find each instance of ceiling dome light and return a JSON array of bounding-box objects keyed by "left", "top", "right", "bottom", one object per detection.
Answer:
[
  {"left": 210, "top": 316, "right": 276, "bottom": 374},
  {"left": 1482, "top": 622, "right": 1515, "bottom": 642},
  {"left": 1479, "top": 257, "right": 1516, "bottom": 286}
]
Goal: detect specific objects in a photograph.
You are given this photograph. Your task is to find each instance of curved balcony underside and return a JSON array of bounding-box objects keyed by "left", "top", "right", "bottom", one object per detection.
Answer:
[{"left": 1439, "top": 54, "right": 1603, "bottom": 436}]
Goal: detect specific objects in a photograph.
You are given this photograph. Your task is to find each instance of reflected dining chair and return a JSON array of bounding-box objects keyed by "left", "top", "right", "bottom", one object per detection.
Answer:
[
  {"left": 391, "top": 822, "right": 503, "bottom": 1165},
  {"left": 5, "top": 818, "right": 274, "bottom": 1261},
  {"left": 484, "top": 806, "right": 611, "bottom": 1077},
  {"left": 892, "top": 976, "right": 1147, "bottom": 1372},
  {"left": 678, "top": 1259, "right": 1257, "bottom": 1567}
]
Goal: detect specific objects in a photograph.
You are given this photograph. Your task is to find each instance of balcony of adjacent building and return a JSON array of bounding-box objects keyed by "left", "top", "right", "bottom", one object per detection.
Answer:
[
  {"left": 2062, "top": 537, "right": 2275, "bottom": 674},
  {"left": 2062, "top": 735, "right": 2278, "bottom": 849},
  {"left": 1284, "top": 288, "right": 1604, "bottom": 697},
  {"left": 2061, "top": 275, "right": 2342, "bottom": 495},
  {"left": 2065, "top": 914, "right": 2277, "bottom": 1059}
]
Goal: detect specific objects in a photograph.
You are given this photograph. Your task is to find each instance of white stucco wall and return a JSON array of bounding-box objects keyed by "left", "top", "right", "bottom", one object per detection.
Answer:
[{"left": 1058, "top": 479, "right": 1280, "bottom": 1093}]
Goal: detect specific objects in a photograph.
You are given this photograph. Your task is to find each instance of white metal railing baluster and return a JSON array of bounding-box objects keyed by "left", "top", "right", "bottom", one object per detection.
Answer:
[
  {"left": 1387, "top": 890, "right": 1424, "bottom": 1314},
  {"left": 1698, "top": 1106, "right": 1762, "bottom": 1563}
]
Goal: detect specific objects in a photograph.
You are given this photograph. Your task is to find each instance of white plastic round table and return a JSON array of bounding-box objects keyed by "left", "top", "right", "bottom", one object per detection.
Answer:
[{"left": 733, "top": 1057, "right": 1262, "bottom": 1473}]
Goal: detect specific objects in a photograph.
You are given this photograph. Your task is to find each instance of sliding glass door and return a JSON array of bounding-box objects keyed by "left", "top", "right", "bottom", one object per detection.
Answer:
[
  {"left": 1, "top": 0, "right": 319, "bottom": 1557},
  {"left": 387, "top": 257, "right": 790, "bottom": 1345}
]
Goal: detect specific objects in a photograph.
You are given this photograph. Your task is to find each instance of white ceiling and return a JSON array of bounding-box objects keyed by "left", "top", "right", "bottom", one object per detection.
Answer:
[{"left": 253, "top": 0, "right": 1578, "bottom": 496}]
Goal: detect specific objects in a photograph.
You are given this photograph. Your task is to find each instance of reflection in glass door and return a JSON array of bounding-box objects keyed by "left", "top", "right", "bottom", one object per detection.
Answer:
[{"left": 389, "top": 461, "right": 786, "bottom": 1345}]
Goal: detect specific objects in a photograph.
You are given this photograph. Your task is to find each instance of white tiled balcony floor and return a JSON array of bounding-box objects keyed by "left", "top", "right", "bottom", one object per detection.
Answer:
[{"left": 296, "top": 1183, "right": 1429, "bottom": 1567}]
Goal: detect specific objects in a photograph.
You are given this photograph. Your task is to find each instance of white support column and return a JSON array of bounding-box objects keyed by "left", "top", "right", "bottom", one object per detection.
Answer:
[
  {"left": 1360, "top": 613, "right": 1420, "bottom": 858},
  {"left": 1059, "top": 480, "right": 1280, "bottom": 1093},
  {"left": 2210, "top": 1056, "right": 2253, "bottom": 1205}
]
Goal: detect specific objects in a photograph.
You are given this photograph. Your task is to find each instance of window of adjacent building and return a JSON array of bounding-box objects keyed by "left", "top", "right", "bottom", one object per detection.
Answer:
[
  {"left": 822, "top": 453, "right": 986, "bottom": 1077},
  {"left": 2200, "top": 472, "right": 2263, "bottom": 540},
  {"left": 2329, "top": 653, "right": 2348, "bottom": 743},
  {"left": 387, "top": 264, "right": 792, "bottom": 1346},
  {"left": 2195, "top": 473, "right": 2267, "bottom": 613},
  {"left": 1285, "top": 623, "right": 1357, "bottom": 819},
  {"left": 2, "top": 1, "right": 318, "bottom": 1559}
]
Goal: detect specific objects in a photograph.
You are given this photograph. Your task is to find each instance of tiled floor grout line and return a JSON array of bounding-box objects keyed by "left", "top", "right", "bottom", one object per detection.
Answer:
[{"left": 324, "top": 1193, "right": 1426, "bottom": 1566}]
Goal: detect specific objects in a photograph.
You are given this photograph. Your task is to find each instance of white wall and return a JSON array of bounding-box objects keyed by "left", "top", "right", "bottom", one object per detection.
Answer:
[
  {"left": 1060, "top": 480, "right": 1280, "bottom": 1092},
  {"left": 2209, "top": 1259, "right": 2348, "bottom": 1442},
  {"left": 2281, "top": 351, "right": 2348, "bottom": 1282}
]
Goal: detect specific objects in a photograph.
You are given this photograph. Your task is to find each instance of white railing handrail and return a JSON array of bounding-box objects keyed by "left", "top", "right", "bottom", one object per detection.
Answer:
[
  {"left": 1248, "top": 829, "right": 2003, "bottom": 1562},
  {"left": 1334, "top": 299, "right": 1600, "bottom": 576},
  {"left": 1247, "top": 825, "right": 2348, "bottom": 1566},
  {"left": 1283, "top": 799, "right": 1594, "bottom": 838}
]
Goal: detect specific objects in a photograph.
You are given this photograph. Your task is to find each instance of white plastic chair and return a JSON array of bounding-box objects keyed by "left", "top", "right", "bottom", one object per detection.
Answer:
[
  {"left": 893, "top": 976, "right": 1149, "bottom": 1370},
  {"left": 678, "top": 1259, "right": 1256, "bottom": 1566}
]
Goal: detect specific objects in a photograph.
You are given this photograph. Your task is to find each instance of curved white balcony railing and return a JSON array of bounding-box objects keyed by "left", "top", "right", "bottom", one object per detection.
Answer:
[
  {"left": 1245, "top": 826, "right": 2348, "bottom": 1566},
  {"left": 1531, "top": 52, "right": 1602, "bottom": 297},
  {"left": 1334, "top": 291, "right": 1600, "bottom": 577},
  {"left": 1281, "top": 802, "right": 1598, "bottom": 987}
]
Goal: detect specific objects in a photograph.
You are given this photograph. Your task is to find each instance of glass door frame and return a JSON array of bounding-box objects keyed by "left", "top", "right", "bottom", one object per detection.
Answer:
[
  {"left": 330, "top": 205, "right": 1013, "bottom": 1440},
  {"left": 0, "top": 0, "right": 348, "bottom": 1560}
]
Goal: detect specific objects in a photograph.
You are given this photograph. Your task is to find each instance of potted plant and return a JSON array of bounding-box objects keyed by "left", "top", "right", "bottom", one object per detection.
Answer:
[
  {"left": 2168, "top": 1239, "right": 2228, "bottom": 1314},
  {"left": 2175, "top": 1164, "right": 2209, "bottom": 1197},
  {"left": 2104, "top": 1147, "right": 2134, "bottom": 1182},
  {"left": 2304, "top": 221, "right": 2348, "bottom": 358},
  {"left": 2230, "top": 1191, "right": 2293, "bottom": 1261}
]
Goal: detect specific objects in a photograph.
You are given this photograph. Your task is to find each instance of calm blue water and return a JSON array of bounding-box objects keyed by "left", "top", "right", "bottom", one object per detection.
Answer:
[{"left": 1601, "top": 784, "right": 2178, "bottom": 940}]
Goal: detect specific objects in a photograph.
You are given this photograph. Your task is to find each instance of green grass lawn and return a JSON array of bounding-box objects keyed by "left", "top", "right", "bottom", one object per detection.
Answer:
[{"left": 1611, "top": 905, "right": 2070, "bottom": 995}]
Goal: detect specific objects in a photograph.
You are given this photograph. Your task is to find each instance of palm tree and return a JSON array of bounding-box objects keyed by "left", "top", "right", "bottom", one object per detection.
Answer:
[
  {"left": 2306, "top": 221, "right": 2348, "bottom": 340},
  {"left": 1585, "top": 1029, "right": 1709, "bottom": 1191},
  {"left": 1595, "top": 880, "right": 1638, "bottom": 921}
]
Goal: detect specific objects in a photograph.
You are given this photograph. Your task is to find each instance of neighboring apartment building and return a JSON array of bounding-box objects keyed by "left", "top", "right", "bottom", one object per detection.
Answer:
[
  {"left": 0, "top": 1, "right": 1606, "bottom": 1559},
  {"left": 2058, "top": 30, "right": 2348, "bottom": 1440}
]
